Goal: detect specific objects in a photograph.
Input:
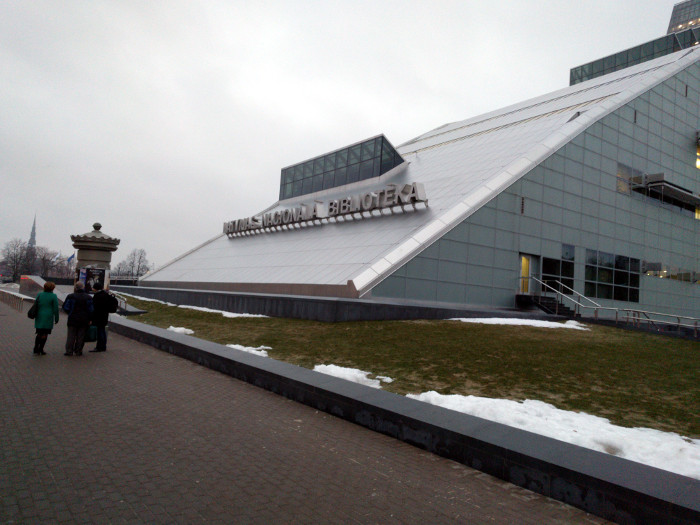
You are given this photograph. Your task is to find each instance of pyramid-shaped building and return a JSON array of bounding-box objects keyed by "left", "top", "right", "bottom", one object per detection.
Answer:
[{"left": 142, "top": 5, "right": 700, "bottom": 320}]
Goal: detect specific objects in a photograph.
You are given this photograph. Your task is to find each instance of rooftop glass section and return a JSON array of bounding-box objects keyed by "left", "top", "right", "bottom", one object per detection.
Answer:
[
  {"left": 279, "top": 135, "right": 404, "bottom": 200},
  {"left": 570, "top": 27, "right": 700, "bottom": 85},
  {"left": 668, "top": 0, "right": 700, "bottom": 33}
]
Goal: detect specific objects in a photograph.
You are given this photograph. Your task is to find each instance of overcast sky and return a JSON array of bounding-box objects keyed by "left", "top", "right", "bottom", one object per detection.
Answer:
[{"left": 0, "top": 0, "right": 680, "bottom": 267}]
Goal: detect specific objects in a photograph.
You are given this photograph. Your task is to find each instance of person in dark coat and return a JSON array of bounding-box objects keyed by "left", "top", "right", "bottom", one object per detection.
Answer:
[
  {"left": 62, "top": 281, "right": 94, "bottom": 356},
  {"left": 32, "top": 281, "right": 60, "bottom": 355},
  {"left": 89, "top": 282, "right": 117, "bottom": 352}
]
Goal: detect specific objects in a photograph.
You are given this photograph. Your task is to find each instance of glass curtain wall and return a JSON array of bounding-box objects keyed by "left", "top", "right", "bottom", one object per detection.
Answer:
[
  {"left": 570, "top": 28, "right": 700, "bottom": 85},
  {"left": 279, "top": 135, "right": 404, "bottom": 200}
]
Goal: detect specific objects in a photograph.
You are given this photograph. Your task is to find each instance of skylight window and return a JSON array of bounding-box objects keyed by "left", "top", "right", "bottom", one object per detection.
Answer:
[{"left": 279, "top": 135, "right": 404, "bottom": 200}]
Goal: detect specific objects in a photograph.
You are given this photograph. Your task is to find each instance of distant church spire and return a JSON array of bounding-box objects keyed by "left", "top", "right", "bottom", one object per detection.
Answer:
[{"left": 28, "top": 214, "right": 36, "bottom": 248}]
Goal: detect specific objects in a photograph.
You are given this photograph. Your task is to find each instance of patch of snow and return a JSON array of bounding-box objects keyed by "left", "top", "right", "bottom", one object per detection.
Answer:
[
  {"left": 313, "top": 364, "right": 394, "bottom": 389},
  {"left": 114, "top": 292, "right": 265, "bottom": 317},
  {"left": 226, "top": 344, "right": 271, "bottom": 357},
  {"left": 178, "top": 305, "right": 267, "bottom": 318},
  {"left": 118, "top": 292, "right": 175, "bottom": 306},
  {"left": 167, "top": 326, "right": 194, "bottom": 335},
  {"left": 450, "top": 318, "right": 589, "bottom": 330},
  {"left": 407, "top": 391, "right": 700, "bottom": 479}
]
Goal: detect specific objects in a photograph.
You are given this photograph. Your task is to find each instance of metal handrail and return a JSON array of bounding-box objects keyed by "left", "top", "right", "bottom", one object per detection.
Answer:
[
  {"left": 110, "top": 291, "right": 129, "bottom": 312},
  {"left": 530, "top": 277, "right": 617, "bottom": 317},
  {"left": 553, "top": 280, "right": 601, "bottom": 308},
  {"left": 529, "top": 276, "right": 699, "bottom": 337},
  {"left": 621, "top": 307, "right": 700, "bottom": 323}
]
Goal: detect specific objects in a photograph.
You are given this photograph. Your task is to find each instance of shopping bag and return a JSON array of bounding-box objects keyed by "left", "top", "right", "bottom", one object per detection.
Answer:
[
  {"left": 27, "top": 302, "right": 38, "bottom": 319},
  {"left": 85, "top": 325, "right": 98, "bottom": 342}
]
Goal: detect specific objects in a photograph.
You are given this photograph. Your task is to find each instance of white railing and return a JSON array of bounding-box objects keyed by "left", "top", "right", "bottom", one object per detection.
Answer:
[
  {"left": 529, "top": 277, "right": 699, "bottom": 338},
  {"left": 0, "top": 289, "right": 26, "bottom": 312}
]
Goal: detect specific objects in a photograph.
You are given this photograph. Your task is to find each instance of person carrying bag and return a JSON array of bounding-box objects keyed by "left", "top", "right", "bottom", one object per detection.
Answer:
[
  {"left": 30, "top": 281, "right": 60, "bottom": 355},
  {"left": 62, "top": 281, "right": 94, "bottom": 356}
]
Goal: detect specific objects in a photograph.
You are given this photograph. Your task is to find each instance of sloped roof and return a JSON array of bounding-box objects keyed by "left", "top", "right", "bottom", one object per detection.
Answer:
[{"left": 143, "top": 47, "right": 700, "bottom": 297}]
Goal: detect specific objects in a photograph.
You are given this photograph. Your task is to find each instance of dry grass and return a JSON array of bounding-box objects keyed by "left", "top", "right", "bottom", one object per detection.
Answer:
[{"left": 123, "top": 297, "right": 700, "bottom": 437}]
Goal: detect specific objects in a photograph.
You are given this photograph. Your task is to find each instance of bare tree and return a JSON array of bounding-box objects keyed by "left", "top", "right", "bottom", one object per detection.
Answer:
[
  {"left": 113, "top": 249, "right": 152, "bottom": 278},
  {"left": 52, "top": 255, "right": 76, "bottom": 279},
  {"left": 112, "top": 259, "right": 128, "bottom": 277},
  {"left": 1, "top": 238, "right": 28, "bottom": 282},
  {"left": 35, "top": 246, "right": 61, "bottom": 277}
]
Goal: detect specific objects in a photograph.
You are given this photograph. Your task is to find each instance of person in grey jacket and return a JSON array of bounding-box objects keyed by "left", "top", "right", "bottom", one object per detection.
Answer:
[{"left": 62, "top": 281, "right": 94, "bottom": 356}]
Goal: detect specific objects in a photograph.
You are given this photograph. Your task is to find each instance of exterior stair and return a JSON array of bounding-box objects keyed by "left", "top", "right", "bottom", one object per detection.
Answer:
[{"left": 531, "top": 295, "right": 576, "bottom": 317}]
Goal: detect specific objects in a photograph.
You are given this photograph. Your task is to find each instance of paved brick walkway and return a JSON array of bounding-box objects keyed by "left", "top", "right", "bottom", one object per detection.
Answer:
[{"left": 0, "top": 300, "right": 608, "bottom": 524}]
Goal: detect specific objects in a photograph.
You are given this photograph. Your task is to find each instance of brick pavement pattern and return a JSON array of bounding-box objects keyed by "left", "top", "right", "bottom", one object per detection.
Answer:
[{"left": 0, "top": 301, "right": 609, "bottom": 524}]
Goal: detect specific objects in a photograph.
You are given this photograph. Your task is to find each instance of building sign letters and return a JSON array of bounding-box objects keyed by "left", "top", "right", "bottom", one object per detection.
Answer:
[{"left": 224, "top": 182, "right": 427, "bottom": 236}]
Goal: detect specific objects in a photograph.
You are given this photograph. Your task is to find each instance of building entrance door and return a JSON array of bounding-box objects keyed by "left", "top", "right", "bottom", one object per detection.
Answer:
[{"left": 519, "top": 254, "right": 539, "bottom": 294}]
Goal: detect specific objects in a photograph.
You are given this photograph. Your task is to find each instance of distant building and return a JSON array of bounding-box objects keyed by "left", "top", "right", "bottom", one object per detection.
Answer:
[
  {"left": 142, "top": 6, "right": 699, "bottom": 319},
  {"left": 28, "top": 214, "right": 36, "bottom": 249}
]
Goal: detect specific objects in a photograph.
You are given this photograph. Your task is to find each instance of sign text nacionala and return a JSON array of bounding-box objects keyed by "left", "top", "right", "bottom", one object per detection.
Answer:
[{"left": 224, "top": 182, "right": 427, "bottom": 236}]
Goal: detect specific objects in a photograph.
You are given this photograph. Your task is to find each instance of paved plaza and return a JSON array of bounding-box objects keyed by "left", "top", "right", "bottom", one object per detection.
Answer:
[{"left": 0, "top": 299, "right": 607, "bottom": 524}]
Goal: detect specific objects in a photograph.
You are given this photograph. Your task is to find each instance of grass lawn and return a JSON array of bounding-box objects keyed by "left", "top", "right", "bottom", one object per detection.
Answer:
[{"left": 121, "top": 296, "right": 700, "bottom": 438}]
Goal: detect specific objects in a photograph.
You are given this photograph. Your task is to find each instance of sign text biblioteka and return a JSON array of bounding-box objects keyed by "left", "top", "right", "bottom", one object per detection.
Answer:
[{"left": 224, "top": 182, "right": 427, "bottom": 237}]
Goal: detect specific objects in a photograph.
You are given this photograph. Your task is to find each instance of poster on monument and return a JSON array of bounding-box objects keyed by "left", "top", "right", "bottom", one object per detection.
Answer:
[{"left": 83, "top": 268, "right": 107, "bottom": 293}]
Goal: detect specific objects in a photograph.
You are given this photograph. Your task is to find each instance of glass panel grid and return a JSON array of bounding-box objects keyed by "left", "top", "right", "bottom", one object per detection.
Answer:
[
  {"left": 540, "top": 247, "right": 575, "bottom": 295},
  {"left": 570, "top": 28, "right": 700, "bottom": 85},
  {"left": 279, "top": 135, "right": 404, "bottom": 200},
  {"left": 584, "top": 248, "right": 640, "bottom": 303}
]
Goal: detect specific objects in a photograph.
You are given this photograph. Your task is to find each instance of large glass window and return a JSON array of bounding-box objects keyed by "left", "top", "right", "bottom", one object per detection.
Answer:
[
  {"left": 643, "top": 261, "right": 700, "bottom": 285},
  {"left": 569, "top": 28, "right": 700, "bottom": 85},
  {"left": 541, "top": 244, "right": 575, "bottom": 294},
  {"left": 617, "top": 163, "right": 699, "bottom": 218},
  {"left": 278, "top": 135, "right": 404, "bottom": 200},
  {"left": 585, "top": 249, "right": 640, "bottom": 302}
]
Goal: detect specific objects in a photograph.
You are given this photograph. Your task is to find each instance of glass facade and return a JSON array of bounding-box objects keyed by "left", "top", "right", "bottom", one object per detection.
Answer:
[
  {"left": 373, "top": 62, "right": 699, "bottom": 318},
  {"left": 667, "top": 0, "right": 700, "bottom": 33},
  {"left": 585, "top": 250, "right": 640, "bottom": 303},
  {"left": 542, "top": 244, "right": 575, "bottom": 294},
  {"left": 279, "top": 135, "right": 404, "bottom": 200},
  {"left": 617, "top": 163, "right": 700, "bottom": 218},
  {"left": 643, "top": 260, "right": 700, "bottom": 284},
  {"left": 569, "top": 28, "right": 700, "bottom": 85}
]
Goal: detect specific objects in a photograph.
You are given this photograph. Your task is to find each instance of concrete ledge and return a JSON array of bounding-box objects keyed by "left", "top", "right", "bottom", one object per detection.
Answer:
[
  {"left": 109, "top": 315, "right": 699, "bottom": 524},
  {"left": 111, "top": 285, "right": 554, "bottom": 323}
]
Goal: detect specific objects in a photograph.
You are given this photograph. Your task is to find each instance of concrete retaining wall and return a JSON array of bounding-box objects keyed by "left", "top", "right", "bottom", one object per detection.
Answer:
[
  {"left": 111, "top": 285, "right": 551, "bottom": 322},
  {"left": 109, "top": 315, "right": 699, "bottom": 524}
]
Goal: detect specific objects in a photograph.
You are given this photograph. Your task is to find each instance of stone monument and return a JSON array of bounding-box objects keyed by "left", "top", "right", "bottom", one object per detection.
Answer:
[{"left": 71, "top": 223, "right": 120, "bottom": 290}]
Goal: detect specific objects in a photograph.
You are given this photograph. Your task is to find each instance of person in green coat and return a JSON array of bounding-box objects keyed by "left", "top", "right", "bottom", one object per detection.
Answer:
[{"left": 33, "top": 281, "right": 59, "bottom": 355}]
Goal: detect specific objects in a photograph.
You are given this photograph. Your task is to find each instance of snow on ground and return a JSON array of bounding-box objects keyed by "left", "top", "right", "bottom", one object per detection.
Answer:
[
  {"left": 313, "top": 364, "right": 394, "bottom": 389},
  {"left": 78, "top": 298, "right": 698, "bottom": 477},
  {"left": 409, "top": 392, "right": 700, "bottom": 479},
  {"left": 167, "top": 326, "right": 194, "bottom": 335},
  {"left": 116, "top": 292, "right": 267, "bottom": 317},
  {"left": 450, "top": 318, "right": 589, "bottom": 330},
  {"left": 226, "top": 344, "right": 271, "bottom": 357},
  {"left": 314, "top": 363, "right": 699, "bottom": 478},
  {"left": 177, "top": 305, "right": 267, "bottom": 318},
  {"left": 118, "top": 292, "right": 175, "bottom": 306}
]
